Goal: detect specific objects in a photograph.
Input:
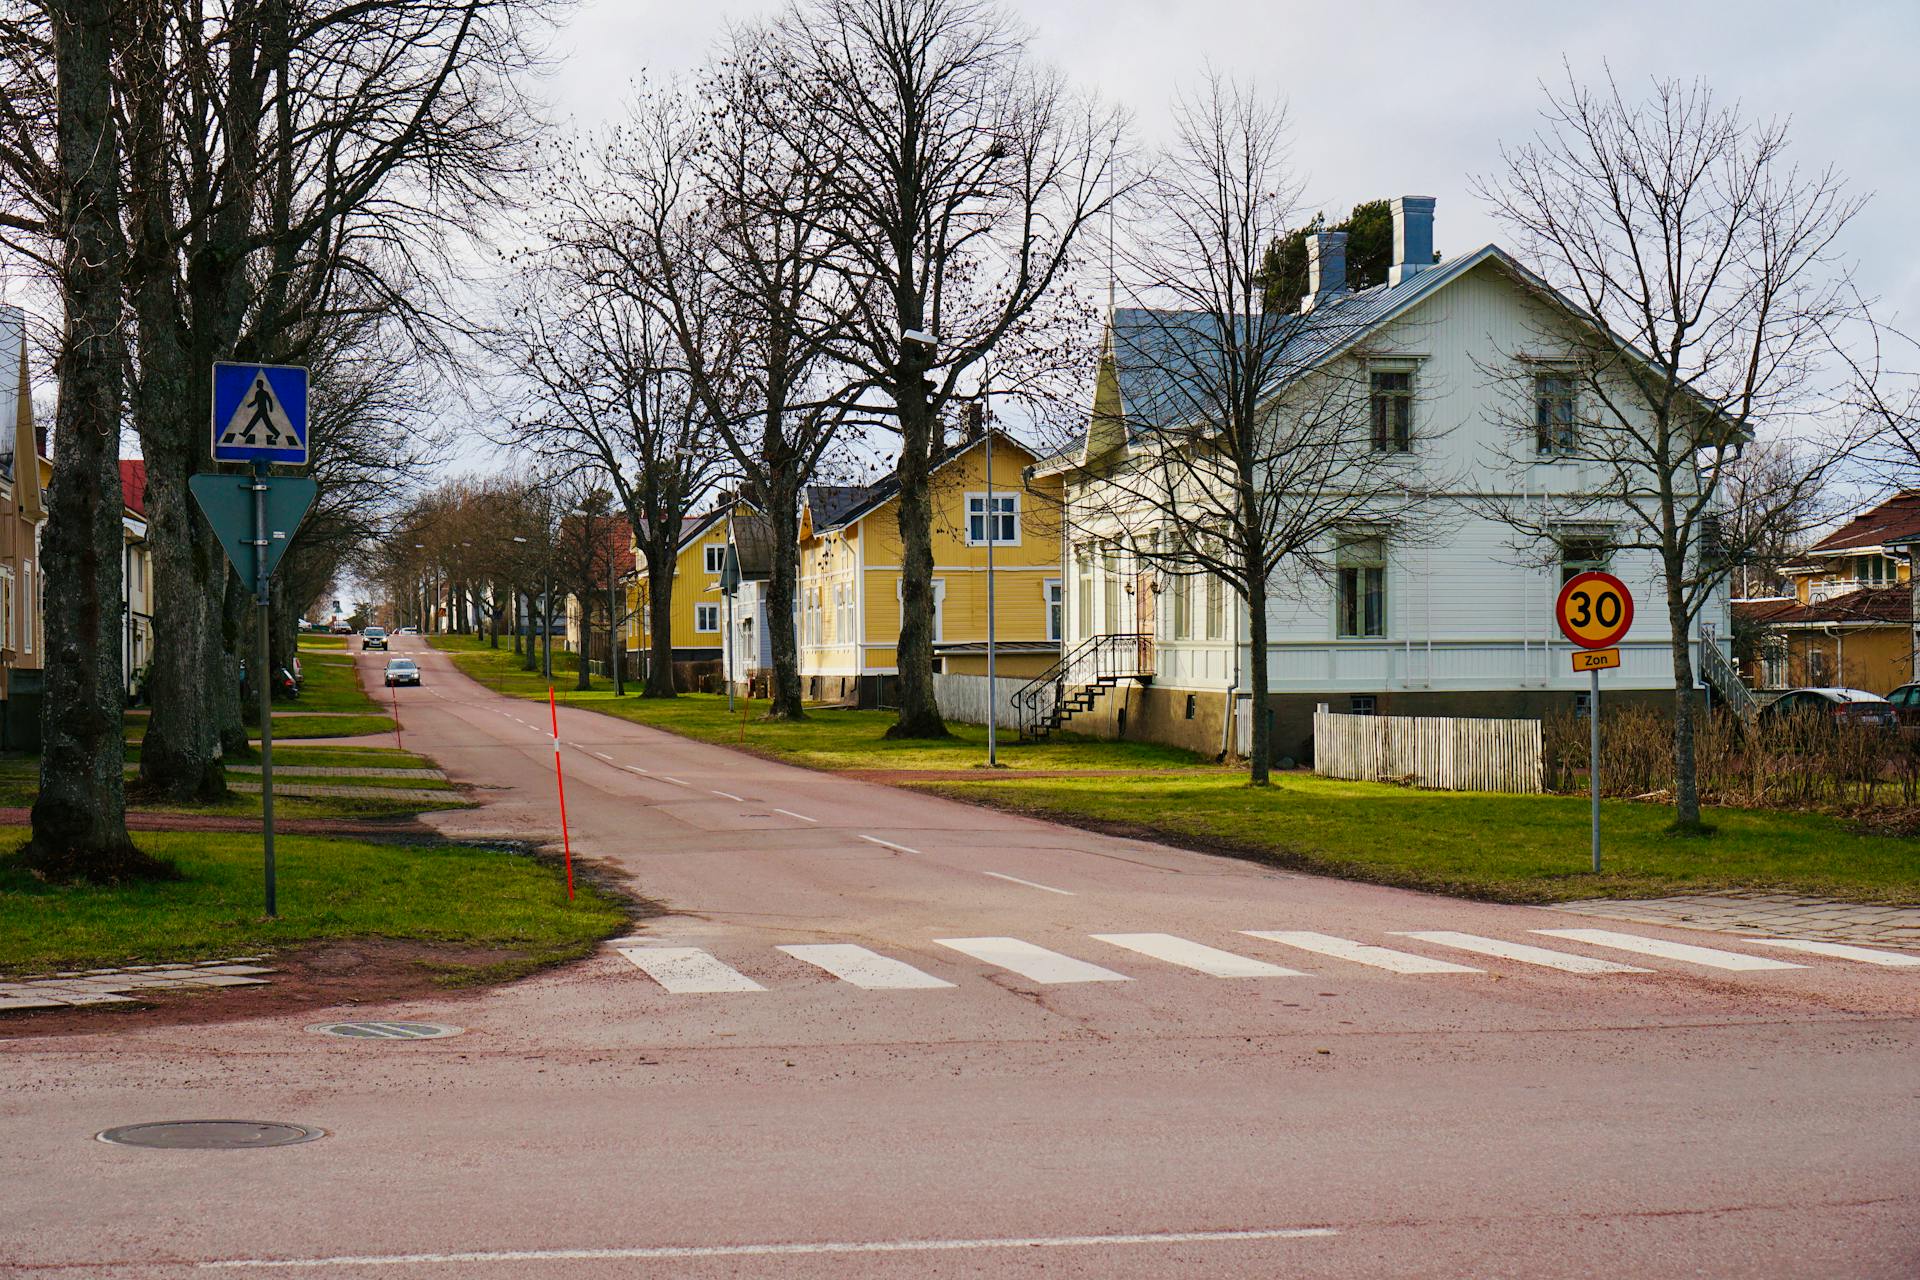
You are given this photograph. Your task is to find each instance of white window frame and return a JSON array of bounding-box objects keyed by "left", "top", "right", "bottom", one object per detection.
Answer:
[
  {"left": 0, "top": 566, "right": 13, "bottom": 652},
  {"left": 965, "top": 492, "right": 1020, "bottom": 546},
  {"left": 1334, "top": 535, "right": 1388, "bottom": 639},
  {"left": 1044, "top": 578, "right": 1062, "bottom": 642},
  {"left": 694, "top": 602, "right": 720, "bottom": 633},
  {"left": 704, "top": 543, "right": 726, "bottom": 574},
  {"left": 1534, "top": 368, "right": 1581, "bottom": 456},
  {"left": 897, "top": 578, "right": 945, "bottom": 642},
  {"left": 21, "top": 559, "right": 31, "bottom": 654}
]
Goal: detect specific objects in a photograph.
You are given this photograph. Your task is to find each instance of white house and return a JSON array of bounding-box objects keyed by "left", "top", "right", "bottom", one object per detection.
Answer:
[{"left": 1033, "top": 196, "right": 1732, "bottom": 764}]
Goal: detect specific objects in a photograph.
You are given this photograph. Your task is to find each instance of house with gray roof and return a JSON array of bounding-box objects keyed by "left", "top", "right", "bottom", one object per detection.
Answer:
[{"left": 1033, "top": 196, "right": 1733, "bottom": 763}]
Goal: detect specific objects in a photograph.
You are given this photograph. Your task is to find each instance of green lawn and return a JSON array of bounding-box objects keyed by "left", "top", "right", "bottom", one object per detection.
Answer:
[
  {"left": 298, "top": 634, "right": 348, "bottom": 650},
  {"left": 0, "top": 827, "right": 627, "bottom": 977},
  {"left": 292, "top": 644, "right": 383, "bottom": 714},
  {"left": 921, "top": 772, "right": 1920, "bottom": 906},
  {"left": 263, "top": 713, "right": 398, "bottom": 740},
  {"left": 430, "top": 633, "right": 1208, "bottom": 774}
]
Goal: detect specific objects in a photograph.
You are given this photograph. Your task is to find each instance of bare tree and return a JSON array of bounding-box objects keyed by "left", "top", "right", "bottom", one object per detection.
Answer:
[
  {"left": 759, "top": 0, "right": 1124, "bottom": 738},
  {"left": 600, "top": 70, "right": 857, "bottom": 720},
  {"left": 490, "top": 205, "right": 726, "bottom": 698},
  {"left": 1715, "top": 437, "right": 1831, "bottom": 599},
  {"left": 1049, "top": 80, "right": 1439, "bottom": 784},
  {"left": 22, "top": 0, "right": 162, "bottom": 881},
  {"left": 1476, "top": 70, "right": 1874, "bottom": 831}
]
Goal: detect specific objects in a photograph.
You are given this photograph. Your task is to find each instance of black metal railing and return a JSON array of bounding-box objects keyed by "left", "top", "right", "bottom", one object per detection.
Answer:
[{"left": 1012, "top": 633, "right": 1152, "bottom": 740}]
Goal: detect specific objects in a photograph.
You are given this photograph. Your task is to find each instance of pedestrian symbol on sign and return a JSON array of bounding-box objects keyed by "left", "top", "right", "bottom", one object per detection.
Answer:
[{"left": 210, "top": 361, "right": 309, "bottom": 465}]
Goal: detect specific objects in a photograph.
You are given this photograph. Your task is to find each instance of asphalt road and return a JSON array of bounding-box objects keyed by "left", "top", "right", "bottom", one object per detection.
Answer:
[{"left": 3, "top": 635, "right": 1916, "bottom": 1278}]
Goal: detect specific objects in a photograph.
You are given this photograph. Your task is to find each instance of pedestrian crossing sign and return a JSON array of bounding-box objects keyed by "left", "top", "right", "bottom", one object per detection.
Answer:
[{"left": 211, "top": 361, "right": 308, "bottom": 464}]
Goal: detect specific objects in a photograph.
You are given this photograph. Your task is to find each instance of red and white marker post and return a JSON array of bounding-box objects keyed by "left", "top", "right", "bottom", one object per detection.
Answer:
[{"left": 549, "top": 686, "right": 575, "bottom": 900}]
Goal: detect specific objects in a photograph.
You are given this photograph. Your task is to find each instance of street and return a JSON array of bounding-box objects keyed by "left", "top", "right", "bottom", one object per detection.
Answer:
[{"left": 3, "top": 634, "right": 1916, "bottom": 1277}]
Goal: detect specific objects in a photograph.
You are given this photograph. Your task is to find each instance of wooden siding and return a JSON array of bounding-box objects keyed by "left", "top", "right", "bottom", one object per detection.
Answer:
[{"left": 1314, "top": 709, "right": 1543, "bottom": 793}]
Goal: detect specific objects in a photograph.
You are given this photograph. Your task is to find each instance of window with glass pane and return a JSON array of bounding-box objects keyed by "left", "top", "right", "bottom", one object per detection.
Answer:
[
  {"left": 1370, "top": 370, "right": 1413, "bottom": 451},
  {"left": 1045, "top": 580, "right": 1062, "bottom": 641},
  {"left": 1559, "top": 535, "right": 1612, "bottom": 584},
  {"left": 1535, "top": 372, "right": 1578, "bottom": 453},
  {"left": 1172, "top": 571, "right": 1192, "bottom": 639},
  {"left": 966, "top": 495, "right": 1017, "bottom": 544},
  {"left": 1204, "top": 574, "right": 1225, "bottom": 640},
  {"left": 1336, "top": 537, "right": 1386, "bottom": 637}
]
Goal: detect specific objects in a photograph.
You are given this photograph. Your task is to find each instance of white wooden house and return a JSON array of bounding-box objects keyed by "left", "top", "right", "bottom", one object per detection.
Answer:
[{"left": 1032, "top": 197, "right": 1733, "bottom": 763}]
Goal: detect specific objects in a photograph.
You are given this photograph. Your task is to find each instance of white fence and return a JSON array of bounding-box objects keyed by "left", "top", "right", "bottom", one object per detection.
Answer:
[
  {"left": 932, "top": 673, "right": 1028, "bottom": 728},
  {"left": 1313, "top": 709, "right": 1543, "bottom": 793}
]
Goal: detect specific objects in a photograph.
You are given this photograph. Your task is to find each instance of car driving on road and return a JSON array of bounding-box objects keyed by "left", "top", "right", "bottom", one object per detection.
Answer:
[
  {"left": 363, "top": 626, "right": 388, "bottom": 651},
  {"left": 383, "top": 657, "right": 421, "bottom": 687}
]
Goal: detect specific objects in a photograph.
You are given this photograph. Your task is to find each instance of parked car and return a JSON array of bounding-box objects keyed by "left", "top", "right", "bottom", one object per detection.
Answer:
[
  {"left": 331, "top": 621, "right": 352, "bottom": 634},
  {"left": 384, "top": 657, "right": 421, "bottom": 687},
  {"left": 1757, "top": 687, "right": 1898, "bottom": 731},
  {"left": 363, "top": 626, "right": 388, "bottom": 651},
  {"left": 239, "top": 660, "right": 300, "bottom": 701},
  {"left": 1884, "top": 683, "right": 1920, "bottom": 729},
  {"left": 397, "top": 626, "right": 418, "bottom": 635}
]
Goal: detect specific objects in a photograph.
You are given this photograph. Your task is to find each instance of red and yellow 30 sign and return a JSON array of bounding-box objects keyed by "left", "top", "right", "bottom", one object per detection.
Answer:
[{"left": 1555, "top": 571, "right": 1634, "bottom": 650}]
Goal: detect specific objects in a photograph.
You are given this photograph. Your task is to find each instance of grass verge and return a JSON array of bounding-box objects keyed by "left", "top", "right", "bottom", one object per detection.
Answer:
[
  {"left": 917, "top": 772, "right": 1920, "bottom": 906},
  {"left": 430, "top": 633, "right": 1209, "bottom": 773},
  {"left": 292, "top": 641, "right": 384, "bottom": 714},
  {"left": 0, "top": 827, "right": 627, "bottom": 976}
]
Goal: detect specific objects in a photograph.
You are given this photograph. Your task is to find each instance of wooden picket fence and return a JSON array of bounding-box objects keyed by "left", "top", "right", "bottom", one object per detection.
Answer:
[{"left": 1313, "top": 709, "right": 1543, "bottom": 794}]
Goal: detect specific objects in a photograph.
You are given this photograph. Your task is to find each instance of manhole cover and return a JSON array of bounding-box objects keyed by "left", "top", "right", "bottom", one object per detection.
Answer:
[
  {"left": 306, "top": 1020, "right": 463, "bottom": 1040},
  {"left": 98, "top": 1121, "right": 325, "bottom": 1150}
]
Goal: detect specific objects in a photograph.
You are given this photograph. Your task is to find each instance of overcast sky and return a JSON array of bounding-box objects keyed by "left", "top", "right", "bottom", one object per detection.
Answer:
[{"left": 545, "top": 0, "right": 1920, "bottom": 335}]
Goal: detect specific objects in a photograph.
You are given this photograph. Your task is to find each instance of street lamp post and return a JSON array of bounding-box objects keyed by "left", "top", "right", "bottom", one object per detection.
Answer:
[{"left": 608, "top": 519, "right": 624, "bottom": 697}]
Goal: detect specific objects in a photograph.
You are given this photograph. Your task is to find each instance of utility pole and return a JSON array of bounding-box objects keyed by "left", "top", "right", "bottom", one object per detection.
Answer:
[{"left": 609, "top": 519, "right": 624, "bottom": 696}]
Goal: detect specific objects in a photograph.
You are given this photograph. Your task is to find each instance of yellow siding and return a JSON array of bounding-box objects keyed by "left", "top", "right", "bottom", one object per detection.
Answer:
[
  {"left": 799, "top": 433, "right": 1064, "bottom": 678},
  {"left": 629, "top": 519, "right": 730, "bottom": 653}
]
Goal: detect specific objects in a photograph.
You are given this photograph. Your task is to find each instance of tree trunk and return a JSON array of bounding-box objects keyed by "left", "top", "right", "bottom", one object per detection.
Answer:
[
  {"left": 643, "top": 540, "right": 675, "bottom": 698},
  {"left": 220, "top": 570, "right": 251, "bottom": 748},
  {"left": 887, "top": 386, "right": 947, "bottom": 739},
  {"left": 510, "top": 584, "right": 521, "bottom": 655},
  {"left": 763, "top": 481, "right": 805, "bottom": 720},
  {"left": 134, "top": 450, "right": 231, "bottom": 797},
  {"left": 24, "top": 0, "right": 163, "bottom": 882},
  {"left": 1665, "top": 565, "right": 1704, "bottom": 830},
  {"left": 488, "top": 590, "right": 499, "bottom": 648},
  {"left": 574, "top": 600, "right": 592, "bottom": 692},
  {"left": 521, "top": 590, "right": 538, "bottom": 671},
  {"left": 1245, "top": 569, "right": 1272, "bottom": 786}
]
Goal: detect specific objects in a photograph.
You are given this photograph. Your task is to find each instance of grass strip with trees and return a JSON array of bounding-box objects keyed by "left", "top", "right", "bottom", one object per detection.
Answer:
[
  {"left": 918, "top": 772, "right": 1920, "bottom": 906},
  {"left": 0, "top": 828, "right": 626, "bottom": 978}
]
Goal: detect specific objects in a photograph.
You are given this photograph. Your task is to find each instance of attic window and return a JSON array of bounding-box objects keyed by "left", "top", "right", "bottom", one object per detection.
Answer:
[
  {"left": 704, "top": 544, "right": 726, "bottom": 574},
  {"left": 1535, "top": 372, "right": 1579, "bottom": 455}
]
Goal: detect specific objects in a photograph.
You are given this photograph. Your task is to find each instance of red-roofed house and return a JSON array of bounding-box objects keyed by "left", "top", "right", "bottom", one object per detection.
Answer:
[{"left": 1733, "top": 492, "right": 1920, "bottom": 694}]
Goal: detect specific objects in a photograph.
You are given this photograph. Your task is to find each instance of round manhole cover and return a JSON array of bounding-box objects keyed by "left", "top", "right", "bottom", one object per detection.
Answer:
[
  {"left": 306, "top": 1020, "right": 463, "bottom": 1040},
  {"left": 98, "top": 1121, "right": 325, "bottom": 1150}
]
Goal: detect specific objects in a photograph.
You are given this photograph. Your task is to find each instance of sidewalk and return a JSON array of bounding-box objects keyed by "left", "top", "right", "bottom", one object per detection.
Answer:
[{"left": 1555, "top": 893, "right": 1920, "bottom": 948}]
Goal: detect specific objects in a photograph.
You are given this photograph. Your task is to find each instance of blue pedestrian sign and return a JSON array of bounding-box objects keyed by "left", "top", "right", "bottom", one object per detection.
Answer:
[{"left": 211, "top": 361, "right": 308, "bottom": 465}]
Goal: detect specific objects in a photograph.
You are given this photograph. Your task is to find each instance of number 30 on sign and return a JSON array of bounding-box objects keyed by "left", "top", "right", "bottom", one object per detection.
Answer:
[{"left": 1556, "top": 571, "right": 1634, "bottom": 652}]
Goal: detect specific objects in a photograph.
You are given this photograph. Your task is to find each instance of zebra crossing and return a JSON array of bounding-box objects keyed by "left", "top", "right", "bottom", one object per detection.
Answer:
[{"left": 610, "top": 928, "right": 1918, "bottom": 994}]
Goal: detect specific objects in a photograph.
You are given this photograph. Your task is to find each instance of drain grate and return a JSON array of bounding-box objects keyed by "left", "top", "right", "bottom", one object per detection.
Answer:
[
  {"left": 306, "top": 1020, "right": 463, "bottom": 1040},
  {"left": 98, "top": 1120, "right": 325, "bottom": 1150}
]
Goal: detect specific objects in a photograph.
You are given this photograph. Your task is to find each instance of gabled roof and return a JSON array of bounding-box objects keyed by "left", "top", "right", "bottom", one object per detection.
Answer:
[
  {"left": 120, "top": 459, "right": 147, "bottom": 516},
  {"left": 807, "top": 429, "right": 1037, "bottom": 535},
  {"left": 1805, "top": 491, "right": 1920, "bottom": 557},
  {"left": 1734, "top": 586, "right": 1913, "bottom": 628},
  {"left": 1081, "top": 243, "right": 1728, "bottom": 463},
  {"left": 728, "top": 513, "right": 777, "bottom": 580}
]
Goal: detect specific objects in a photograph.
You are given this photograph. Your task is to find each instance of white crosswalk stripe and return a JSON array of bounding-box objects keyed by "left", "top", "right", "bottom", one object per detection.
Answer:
[
  {"left": 617, "top": 946, "right": 765, "bottom": 993},
  {"left": 778, "top": 944, "right": 955, "bottom": 989},
  {"left": 1742, "top": 938, "right": 1920, "bottom": 966},
  {"left": 1091, "top": 933, "right": 1305, "bottom": 978},
  {"left": 934, "top": 937, "right": 1131, "bottom": 984},
  {"left": 1391, "top": 931, "right": 1651, "bottom": 974},
  {"left": 1242, "top": 930, "right": 1482, "bottom": 974},
  {"left": 1532, "top": 929, "right": 1804, "bottom": 971}
]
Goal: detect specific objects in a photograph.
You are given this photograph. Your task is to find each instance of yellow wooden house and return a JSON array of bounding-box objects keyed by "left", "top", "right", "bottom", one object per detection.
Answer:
[
  {"left": 798, "top": 429, "right": 1064, "bottom": 706},
  {"left": 622, "top": 500, "right": 739, "bottom": 686}
]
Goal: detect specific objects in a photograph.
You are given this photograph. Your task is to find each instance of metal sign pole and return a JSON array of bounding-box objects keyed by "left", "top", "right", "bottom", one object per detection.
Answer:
[
  {"left": 1589, "top": 666, "right": 1601, "bottom": 874},
  {"left": 250, "top": 460, "right": 277, "bottom": 918},
  {"left": 984, "top": 398, "right": 996, "bottom": 768}
]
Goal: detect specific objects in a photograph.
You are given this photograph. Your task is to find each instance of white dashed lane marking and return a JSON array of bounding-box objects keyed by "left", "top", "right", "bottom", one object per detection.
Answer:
[
  {"left": 859, "top": 835, "right": 921, "bottom": 855},
  {"left": 1092, "top": 933, "right": 1304, "bottom": 978},
  {"left": 982, "top": 871, "right": 1075, "bottom": 896},
  {"left": 934, "top": 937, "right": 1131, "bottom": 985},
  {"left": 1391, "top": 930, "right": 1651, "bottom": 974},
  {"left": 616, "top": 946, "right": 764, "bottom": 993},
  {"left": 1741, "top": 938, "right": 1920, "bottom": 966},
  {"left": 778, "top": 944, "right": 955, "bottom": 990},
  {"left": 773, "top": 808, "right": 817, "bottom": 823},
  {"left": 1532, "top": 929, "right": 1805, "bottom": 971},
  {"left": 1242, "top": 931, "right": 1482, "bottom": 974}
]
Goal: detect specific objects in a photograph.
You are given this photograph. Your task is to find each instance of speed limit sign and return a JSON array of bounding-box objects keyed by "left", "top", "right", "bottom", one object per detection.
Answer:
[
  {"left": 1555, "top": 570, "right": 1633, "bottom": 877},
  {"left": 1555, "top": 571, "right": 1633, "bottom": 649}
]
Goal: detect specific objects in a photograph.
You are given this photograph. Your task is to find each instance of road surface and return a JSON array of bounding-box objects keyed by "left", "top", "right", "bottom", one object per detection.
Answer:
[{"left": 2, "top": 634, "right": 1915, "bottom": 1277}]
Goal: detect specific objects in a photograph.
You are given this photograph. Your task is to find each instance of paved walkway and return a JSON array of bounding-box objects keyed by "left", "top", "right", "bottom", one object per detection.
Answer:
[
  {"left": 228, "top": 781, "right": 458, "bottom": 803},
  {"left": 1556, "top": 893, "right": 1920, "bottom": 947},
  {"left": 0, "top": 959, "right": 274, "bottom": 1010},
  {"left": 228, "top": 764, "right": 446, "bottom": 780}
]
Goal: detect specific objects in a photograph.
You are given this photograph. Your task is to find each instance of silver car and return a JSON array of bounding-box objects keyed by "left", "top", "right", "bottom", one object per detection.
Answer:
[{"left": 383, "top": 657, "right": 421, "bottom": 687}]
